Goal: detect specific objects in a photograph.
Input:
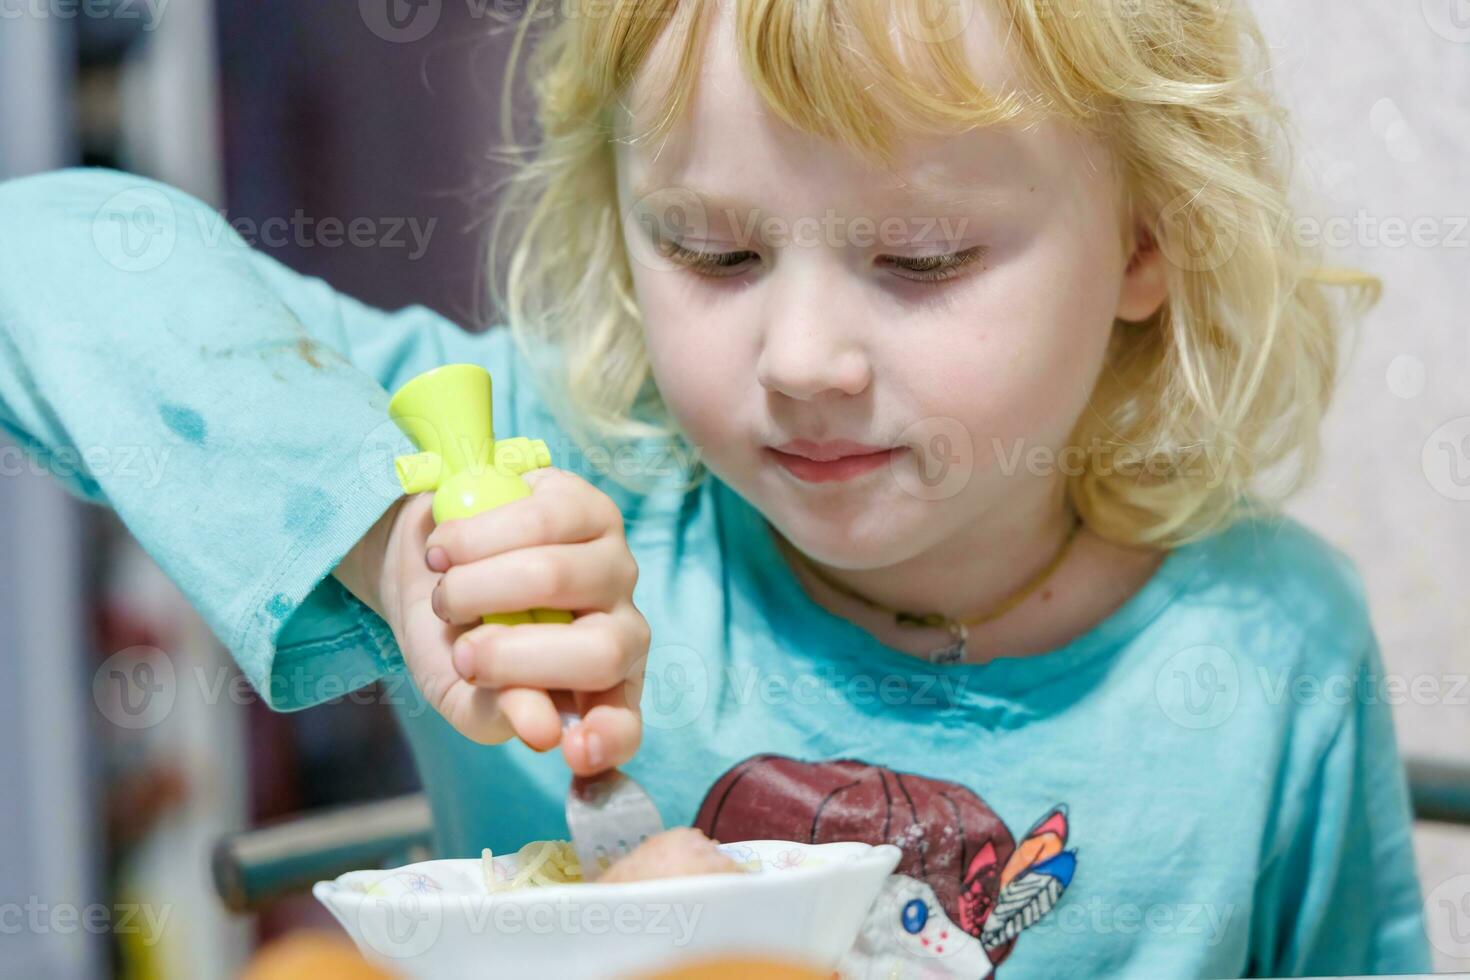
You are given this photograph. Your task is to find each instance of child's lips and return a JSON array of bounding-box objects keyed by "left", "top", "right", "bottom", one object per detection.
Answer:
[{"left": 764, "top": 446, "right": 902, "bottom": 483}]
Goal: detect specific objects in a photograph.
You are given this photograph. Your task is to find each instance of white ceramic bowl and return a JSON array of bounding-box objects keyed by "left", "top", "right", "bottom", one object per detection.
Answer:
[{"left": 314, "top": 839, "right": 901, "bottom": 979}]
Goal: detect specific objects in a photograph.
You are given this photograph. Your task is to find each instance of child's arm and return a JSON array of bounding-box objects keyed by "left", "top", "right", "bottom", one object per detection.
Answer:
[
  {"left": 1248, "top": 632, "right": 1432, "bottom": 976},
  {"left": 0, "top": 167, "right": 526, "bottom": 712}
]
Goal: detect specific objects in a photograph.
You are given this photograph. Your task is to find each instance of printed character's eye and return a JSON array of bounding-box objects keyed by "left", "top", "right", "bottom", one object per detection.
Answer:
[
  {"left": 901, "top": 898, "right": 929, "bottom": 934},
  {"left": 656, "top": 238, "right": 758, "bottom": 278},
  {"left": 878, "top": 245, "right": 988, "bottom": 283}
]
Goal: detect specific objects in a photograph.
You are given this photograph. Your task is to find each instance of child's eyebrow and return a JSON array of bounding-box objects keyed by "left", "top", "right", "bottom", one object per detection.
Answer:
[{"left": 629, "top": 177, "right": 1015, "bottom": 216}]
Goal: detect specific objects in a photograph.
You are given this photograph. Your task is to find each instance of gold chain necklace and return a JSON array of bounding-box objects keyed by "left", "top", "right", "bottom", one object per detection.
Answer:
[{"left": 787, "top": 514, "right": 1083, "bottom": 665}]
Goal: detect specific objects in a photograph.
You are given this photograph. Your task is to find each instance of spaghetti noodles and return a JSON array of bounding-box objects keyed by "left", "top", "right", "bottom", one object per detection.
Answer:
[
  {"left": 480, "top": 839, "right": 584, "bottom": 892},
  {"left": 479, "top": 828, "right": 745, "bottom": 891}
]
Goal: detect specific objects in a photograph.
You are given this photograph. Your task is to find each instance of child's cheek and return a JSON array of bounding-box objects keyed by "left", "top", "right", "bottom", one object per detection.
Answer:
[
  {"left": 936, "top": 233, "right": 1118, "bottom": 452},
  {"left": 639, "top": 312, "right": 749, "bottom": 463}
]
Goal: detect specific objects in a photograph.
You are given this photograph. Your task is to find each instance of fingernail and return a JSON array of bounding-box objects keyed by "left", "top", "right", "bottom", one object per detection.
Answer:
[
  {"left": 452, "top": 638, "right": 474, "bottom": 678},
  {"left": 584, "top": 730, "right": 604, "bottom": 770},
  {"left": 426, "top": 546, "right": 449, "bottom": 573},
  {"left": 432, "top": 578, "right": 447, "bottom": 620}
]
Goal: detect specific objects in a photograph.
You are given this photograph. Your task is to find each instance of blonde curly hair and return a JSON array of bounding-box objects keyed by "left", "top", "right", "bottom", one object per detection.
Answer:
[{"left": 481, "top": 0, "right": 1379, "bottom": 547}]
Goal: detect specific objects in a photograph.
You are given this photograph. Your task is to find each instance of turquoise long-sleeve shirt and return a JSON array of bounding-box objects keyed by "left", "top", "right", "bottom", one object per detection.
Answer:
[{"left": 0, "top": 168, "right": 1432, "bottom": 978}]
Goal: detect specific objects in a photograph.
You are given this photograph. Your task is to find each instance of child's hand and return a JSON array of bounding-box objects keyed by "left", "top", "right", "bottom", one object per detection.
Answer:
[{"left": 374, "top": 467, "right": 650, "bottom": 775}]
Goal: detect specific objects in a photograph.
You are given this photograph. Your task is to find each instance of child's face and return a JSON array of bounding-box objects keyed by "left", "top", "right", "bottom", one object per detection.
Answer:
[{"left": 614, "top": 4, "right": 1165, "bottom": 568}]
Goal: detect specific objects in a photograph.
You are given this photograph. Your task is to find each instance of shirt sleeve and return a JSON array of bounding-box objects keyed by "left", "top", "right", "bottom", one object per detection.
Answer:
[
  {"left": 1251, "top": 631, "right": 1432, "bottom": 976},
  {"left": 0, "top": 166, "right": 534, "bottom": 711}
]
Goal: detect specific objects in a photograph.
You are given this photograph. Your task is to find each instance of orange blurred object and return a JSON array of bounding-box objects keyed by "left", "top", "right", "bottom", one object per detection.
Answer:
[
  {"left": 238, "top": 930, "right": 401, "bottom": 980},
  {"left": 632, "top": 957, "right": 832, "bottom": 980},
  {"left": 239, "top": 932, "right": 834, "bottom": 980}
]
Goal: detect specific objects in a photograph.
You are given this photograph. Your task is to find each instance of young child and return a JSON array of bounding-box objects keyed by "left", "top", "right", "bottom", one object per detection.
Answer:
[{"left": 0, "top": 0, "right": 1431, "bottom": 976}]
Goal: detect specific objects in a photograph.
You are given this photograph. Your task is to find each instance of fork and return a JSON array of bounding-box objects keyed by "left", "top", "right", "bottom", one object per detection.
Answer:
[
  {"left": 386, "top": 363, "right": 664, "bottom": 879},
  {"left": 560, "top": 709, "right": 665, "bottom": 882}
]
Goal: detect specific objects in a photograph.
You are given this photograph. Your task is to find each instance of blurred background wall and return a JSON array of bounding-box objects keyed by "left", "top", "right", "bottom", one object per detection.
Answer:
[
  {"left": 0, "top": 1, "right": 1466, "bottom": 976},
  {"left": 1249, "top": 5, "right": 1470, "bottom": 973},
  {"left": 2, "top": 12, "right": 102, "bottom": 980}
]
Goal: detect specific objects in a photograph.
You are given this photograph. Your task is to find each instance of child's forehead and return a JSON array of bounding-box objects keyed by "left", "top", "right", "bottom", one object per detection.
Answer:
[
  {"left": 617, "top": 119, "right": 1041, "bottom": 218},
  {"left": 613, "top": 87, "right": 1089, "bottom": 223},
  {"left": 612, "top": 0, "right": 1076, "bottom": 206}
]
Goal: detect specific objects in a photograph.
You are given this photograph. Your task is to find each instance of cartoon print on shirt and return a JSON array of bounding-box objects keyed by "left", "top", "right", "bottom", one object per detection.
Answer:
[{"left": 693, "top": 754, "right": 1076, "bottom": 978}]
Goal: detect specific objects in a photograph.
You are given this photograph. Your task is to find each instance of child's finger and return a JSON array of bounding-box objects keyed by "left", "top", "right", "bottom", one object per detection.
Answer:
[
  {"left": 424, "top": 471, "right": 621, "bottom": 566},
  {"left": 414, "top": 664, "right": 560, "bottom": 749},
  {"left": 450, "top": 613, "right": 641, "bottom": 691},
  {"left": 415, "top": 668, "right": 514, "bottom": 745},
  {"left": 393, "top": 568, "right": 547, "bottom": 746},
  {"left": 387, "top": 490, "right": 565, "bottom": 751},
  {"left": 432, "top": 539, "right": 634, "bottom": 624},
  {"left": 562, "top": 686, "right": 642, "bottom": 775},
  {"left": 494, "top": 686, "right": 563, "bottom": 752}
]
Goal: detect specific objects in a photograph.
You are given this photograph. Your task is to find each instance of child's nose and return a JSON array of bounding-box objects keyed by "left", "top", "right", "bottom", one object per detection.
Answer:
[
  {"left": 756, "top": 325, "right": 872, "bottom": 400},
  {"left": 755, "top": 279, "right": 873, "bottom": 400}
]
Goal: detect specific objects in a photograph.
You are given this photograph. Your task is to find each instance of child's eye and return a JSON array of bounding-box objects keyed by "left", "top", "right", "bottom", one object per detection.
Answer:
[
  {"left": 652, "top": 239, "right": 988, "bottom": 284},
  {"left": 656, "top": 239, "right": 758, "bottom": 278},
  {"left": 879, "top": 244, "right": 989, "bottom": 283}
]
